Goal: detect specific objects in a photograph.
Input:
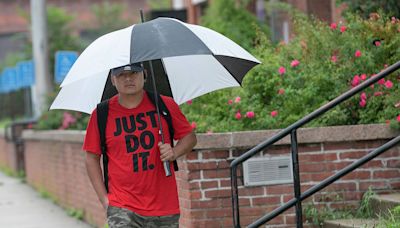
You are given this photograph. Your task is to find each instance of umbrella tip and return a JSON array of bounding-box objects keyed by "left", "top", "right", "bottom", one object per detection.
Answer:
[{"left": 140, "top": 9, "right": 144, "bottom": 23}]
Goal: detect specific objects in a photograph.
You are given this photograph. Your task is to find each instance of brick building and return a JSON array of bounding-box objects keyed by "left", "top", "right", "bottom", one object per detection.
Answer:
[
  {"left": 0, "top": 0, "right": 146, "bottom": 63},
  {"left": 176, "top": 0, "right": 345, "bottom": 42},
  {"left": 0, "top": 0, "right": 345, "bottom": 63}
]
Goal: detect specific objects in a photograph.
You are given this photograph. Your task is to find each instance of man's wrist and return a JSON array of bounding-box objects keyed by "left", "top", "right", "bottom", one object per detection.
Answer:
[{"left": 172, "top": 148, "right": 177, "bottom": 161}]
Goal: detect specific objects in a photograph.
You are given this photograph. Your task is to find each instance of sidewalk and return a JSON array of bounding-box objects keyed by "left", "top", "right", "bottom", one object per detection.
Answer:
[{"left": 0, "top": 171, "right": 92, "bottom": 228}]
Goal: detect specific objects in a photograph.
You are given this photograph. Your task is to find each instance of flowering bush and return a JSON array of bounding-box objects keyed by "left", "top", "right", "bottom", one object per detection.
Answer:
[
  {"left": 35, "top": 89, "right": 89, "bottom": 130},
  {"left": 181, "top": 11, "right": 400, "bottom": 133}
]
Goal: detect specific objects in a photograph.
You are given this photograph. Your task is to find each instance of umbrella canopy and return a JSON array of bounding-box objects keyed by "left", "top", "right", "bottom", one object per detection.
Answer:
[{"left": 50, "top": 17, "right": 261, "bottom": 114}]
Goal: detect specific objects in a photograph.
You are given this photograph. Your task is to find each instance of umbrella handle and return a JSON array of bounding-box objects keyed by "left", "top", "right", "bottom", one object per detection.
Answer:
[
  {"left": 159, "top": 130, "right": 172, "bottom": 177},
  {"left": 163, "top": 161, "right": 172, "bottom": 176}
]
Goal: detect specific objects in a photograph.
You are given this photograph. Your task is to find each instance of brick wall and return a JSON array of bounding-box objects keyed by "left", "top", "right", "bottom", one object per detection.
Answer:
[
  {"left": 0, "top": 124, "right": 399, "bottom": 227},
  {"left": 22, "top": 131, "right": 106, "bottom": 226},
  {"left": 174, "top": 124, "right": 400, "bottom": 228},
  {"left": 0, "top": 129, "right": 19, "bottom": 172}
]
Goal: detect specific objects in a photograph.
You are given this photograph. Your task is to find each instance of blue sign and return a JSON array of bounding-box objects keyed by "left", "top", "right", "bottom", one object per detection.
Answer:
[
  {"left": 0, "top": 73, "right": 4, "bottom": 94},
  {"left": 3, "top": 67, "right": 18, "bottom": 92},
  {"left": 55, "top": 51, "right": 78, "bottom": 84},
  {"left": 17, "top": 60, "right": 35, "bottom": 88}
]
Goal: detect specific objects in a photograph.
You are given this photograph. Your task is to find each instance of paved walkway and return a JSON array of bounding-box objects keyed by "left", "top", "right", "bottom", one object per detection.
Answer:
[{"left": 0, "top": 171, "right": 92, "bottom": 228}]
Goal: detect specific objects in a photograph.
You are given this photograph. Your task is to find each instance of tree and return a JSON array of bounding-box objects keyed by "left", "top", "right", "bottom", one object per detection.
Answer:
[{"left": 337, "top": 0, "right": 400, "bottom": 19}]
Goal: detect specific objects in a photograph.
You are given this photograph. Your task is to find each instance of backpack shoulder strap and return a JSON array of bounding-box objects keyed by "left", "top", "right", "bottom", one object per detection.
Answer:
[
  {"left": 146, "top": 90, "right": 178, "bottom": 171},
  {"left": 96, "top": 100, "right": 109, "bottom": 192}
]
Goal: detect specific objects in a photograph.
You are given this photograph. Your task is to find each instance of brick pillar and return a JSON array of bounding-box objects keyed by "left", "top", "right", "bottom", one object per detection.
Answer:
[{"left": 185, "top": 0, "right": 198, "bottom": 24}]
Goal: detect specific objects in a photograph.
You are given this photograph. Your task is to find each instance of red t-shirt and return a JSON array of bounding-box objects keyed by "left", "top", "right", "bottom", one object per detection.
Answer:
[{"left": 83, "top": 92, "right": 192, "bottom": 216}]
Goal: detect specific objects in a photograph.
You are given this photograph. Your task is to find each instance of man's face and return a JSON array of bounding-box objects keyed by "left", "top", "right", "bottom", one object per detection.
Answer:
[{"left": 111, "top": 70, "right": 145, "bottom": 96}]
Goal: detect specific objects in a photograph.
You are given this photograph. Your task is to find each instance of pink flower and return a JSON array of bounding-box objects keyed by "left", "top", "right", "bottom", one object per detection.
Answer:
[
  {"left": 61, "top": 112, "right": 76, "bottom": 129},
  {"left": 374, "top": 92, "right": 383, "bottom": 97},
  {"left": 352, "top": 75, "right": 361, "bottom": 87},
  {"left": 330, "top": 23, "right": 337, "bottom": 30},
  {"left": 278, "top": 88, "right": 285, "bottom": 95},
  {"left": 397, "top": 115, "right": 400, "bottom": 122},
  {"left": 359, "top": 99, "right": 367, "bottom": 107},
  {"left": 234, "top": 96, "right": 241, "bottom": 103},
  {"left": 355, "top": 50, "right": 362, "bottom": 58},
  {"left": 246, "top": 111, "right": 255, "bottom": 118},
  {"left": 271, "top": 110, "right": 278, "bottom": 117},
  {"left": 186, "top": 100, "right": 193, "bottom": 105},
  {"left": 331, "top": 55, "right": 337, "bottom": 63},
  {"left": 378, "top": 78, "right": 385, "bottom": 85},
  {"left": 374, "top": 41, "right": 381, "bottom": 46},
  {"left": 340, "top": 25, "right": 347, "bottom": 33},
  {"left": 291, "top": 60, "right": 300, "bottom": 67},
  {"left": 278, "top": 66, "right": 286, "bottom": 75},
  {"left": 191, "top": 121, "right": 197, "bottom": 129},
  {"left": 228, "top": 100, "right": 233, "bottom": 105},
  {"left": 360, "top": 92, "right": 367, "bottom": 100},
  {"left": 235, "top": 112, "right": 242, "bottom": 120},
  {"left": 385, "top": 80, "right": 393, "bottom": 89},
  {"left": 206, "top": 130, "right": 213, "bottom": 135},
  {"left": 360, "top": 74, "right": 367, "bottom": 80}
]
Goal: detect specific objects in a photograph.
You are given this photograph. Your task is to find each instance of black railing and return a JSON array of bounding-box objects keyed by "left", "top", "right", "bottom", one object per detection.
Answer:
[{"left": 230, "top": 60, "right": 400, "bottom": 228}]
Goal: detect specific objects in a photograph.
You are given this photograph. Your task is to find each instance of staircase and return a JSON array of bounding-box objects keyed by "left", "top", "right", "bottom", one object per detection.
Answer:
[{"left": 324, "top": 193, "right": 400, "bottom": 228}]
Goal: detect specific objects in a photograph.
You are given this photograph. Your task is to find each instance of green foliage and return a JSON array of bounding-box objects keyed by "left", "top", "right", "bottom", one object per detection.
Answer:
[
  {"left": 47, "top": 6, "right": 82, "bottom": 76},
  {"left": 337, "top": 0, "right": 400, "bottom": 19},
  {"left": 201, "top": 0, "right": 270, "bottom": 51},
  {"left": 377, "top": 205, "right": 400, "bottom": 228},
  {"left": 0, "top": 165, "right": 25, "bottom": 181},
  {"left": 148, "top": 0, "right": 171, "bottom": 10},
  {"left": 304, "top": 188, "right": 378, "bottom": 227},
  {"left": 38, "top": 187, "right": 58, "bottom": 204},
  {"left": 67, "top": 208, "right": 84, "bottom": 220},
  {"left": 355, "top": 187, "right": 376, "bottom": 218},
  {"left": 0, "top": 118, "right": 11, "bottom": 129},
  {"left": 304, "top": 201, "right": 354, "bottom": 227},
  {"left": 35, "top": 88, "right": 89, "bottom": 130},
  {"left": 81, "top": 2, "right": 130, "bottom": 46},
  {"left": 182, "top": 10, "right": 400, "bottom": 133}
]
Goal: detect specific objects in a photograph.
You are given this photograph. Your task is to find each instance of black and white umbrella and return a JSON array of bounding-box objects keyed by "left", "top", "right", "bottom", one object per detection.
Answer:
[{"left": 50, "top": 17, "right": 260, "bottom": 114}]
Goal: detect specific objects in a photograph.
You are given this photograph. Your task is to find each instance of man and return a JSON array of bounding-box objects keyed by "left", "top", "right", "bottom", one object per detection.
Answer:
[{"left": 83, "top": 63, "right": 197, "bottom": 228}]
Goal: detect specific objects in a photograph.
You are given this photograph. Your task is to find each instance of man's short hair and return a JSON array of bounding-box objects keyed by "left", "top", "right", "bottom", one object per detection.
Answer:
[{"left": 111, "top": 63, "right": 144, "bottom": 76}]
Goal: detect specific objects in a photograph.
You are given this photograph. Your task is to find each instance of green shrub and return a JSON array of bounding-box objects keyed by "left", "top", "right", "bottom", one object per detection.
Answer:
[{"left": 182, "top": 10, "right": 400, "bottom": 133}]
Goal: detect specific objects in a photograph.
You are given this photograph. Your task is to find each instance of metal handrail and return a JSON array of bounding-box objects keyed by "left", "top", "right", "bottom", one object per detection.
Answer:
[{"left": 230, "top": 60, "right": 400, "bottom": 227}]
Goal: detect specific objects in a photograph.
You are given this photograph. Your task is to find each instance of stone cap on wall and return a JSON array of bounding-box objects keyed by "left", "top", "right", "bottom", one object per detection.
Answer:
[{"left": 21, "top": 124, "right": 399, "bottom": 150}]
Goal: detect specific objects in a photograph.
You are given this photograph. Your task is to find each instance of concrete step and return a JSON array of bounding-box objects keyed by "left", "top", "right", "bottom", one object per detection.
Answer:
[
  {"left": 323, "top": 218, "right": 379, "bottom": 228},
  {"left": 370, "top": 193, "right": 400, "bottom": 217}
]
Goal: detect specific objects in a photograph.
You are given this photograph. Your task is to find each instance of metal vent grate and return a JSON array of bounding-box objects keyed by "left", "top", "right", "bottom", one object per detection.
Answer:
[{"left": 243, "top": 156, "right": 293, "bottom": 186}]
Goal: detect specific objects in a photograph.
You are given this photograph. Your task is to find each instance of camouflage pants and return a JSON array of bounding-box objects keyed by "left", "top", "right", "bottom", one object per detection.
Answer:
[{"left": 107, "top": 206, "right": 180, "bottom": 228}]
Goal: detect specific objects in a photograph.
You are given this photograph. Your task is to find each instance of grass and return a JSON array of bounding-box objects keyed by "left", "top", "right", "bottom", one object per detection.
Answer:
[
  {"left": 0, "top": 164, "right": 26, "bottom": 181},
  {"left": 376, "top": 206, "right": 400, "bottom": 228},
  {"left": 304, "top": 188, "right": 377, "bottom": 227},
  {"left": 66, "top": 207, "right": 84, "bottom": 220}
]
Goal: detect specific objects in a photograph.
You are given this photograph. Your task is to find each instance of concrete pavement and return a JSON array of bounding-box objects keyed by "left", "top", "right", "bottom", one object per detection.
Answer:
[{"left": 0, "top": 171, "right": 92, "bottom": 228}]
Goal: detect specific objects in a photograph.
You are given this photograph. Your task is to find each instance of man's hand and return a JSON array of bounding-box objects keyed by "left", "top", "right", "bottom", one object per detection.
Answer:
[
  {"left": 158, "top": 142, "right": 176, "bottom": 162},
  {"left": 101, "top": 196, "right": 109, "bottom": 210}
]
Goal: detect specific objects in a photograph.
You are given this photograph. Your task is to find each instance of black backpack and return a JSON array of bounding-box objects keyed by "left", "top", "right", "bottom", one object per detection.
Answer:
[{"left": 96, "top": 91, "right": 178, "bottom": 192}]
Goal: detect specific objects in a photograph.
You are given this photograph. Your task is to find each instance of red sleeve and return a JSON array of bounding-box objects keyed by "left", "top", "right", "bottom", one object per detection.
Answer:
[
  {"left": 163, "top": 96, "right": 193, "bottom": 140},
  {"left": 82, "top": 108, "right": 102, "bottom": 155}
]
